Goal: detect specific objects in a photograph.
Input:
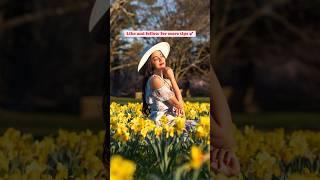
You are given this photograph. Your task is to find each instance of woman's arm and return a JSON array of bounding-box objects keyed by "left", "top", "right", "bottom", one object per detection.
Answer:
[
  {"left": 163, "top": 67, "right": 185, "bottom": 116},
  {"left": 163, "top": 67, "right": 183, "bottom": 103},
  {"left": 150, "top": 76, "right": 184, "bottom": 110},
  {"left": 210, "top": 66, "right": 236, "bottom": 149},
  {"left": 210, "top": 66, "right": 240, "bottom": 176}
]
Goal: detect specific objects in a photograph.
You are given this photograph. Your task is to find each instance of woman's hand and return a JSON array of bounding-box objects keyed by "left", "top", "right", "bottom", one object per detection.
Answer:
[
  {"left": 211, "top": 148, "right": 240, "bottom": 177},
  {"left": 179, "top": 108, "right": 185, "bottom": 116},
  {"left": 177, "top": 108, "right": 185, "bottom": 116},
  {"left": 173, "top": 107, "right": 185, "bottom": 117},
  {"left": 163, "top": 67, "right": 175, "bottom": 80}
]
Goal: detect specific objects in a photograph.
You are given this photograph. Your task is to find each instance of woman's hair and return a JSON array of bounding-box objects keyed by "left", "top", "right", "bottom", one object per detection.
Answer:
[{"left": 141, "top": 55, "right": 154, "bottom": 116}]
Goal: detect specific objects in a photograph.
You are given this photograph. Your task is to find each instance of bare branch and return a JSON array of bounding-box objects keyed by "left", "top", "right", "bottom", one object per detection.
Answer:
[
  {"left": 268, "top": 12, "right": 320, "bottom": 45},
  {"left": 110, "top": 62, "right": 138, "bottom": 72},
  {"left": 219, "top": 0, "right": 233, "bottom": 29},
  {"left": 191, "top": 64, "right": 209, "bottom": 75},
  {"left": 0, "top": 2, "right": 89, "bottom": 31},
  {"left": 178, "top": 54, "right": 209, "bottom": 81}
]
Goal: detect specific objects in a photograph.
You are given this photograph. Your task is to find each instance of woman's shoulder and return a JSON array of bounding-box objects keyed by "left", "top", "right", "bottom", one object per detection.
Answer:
[
  {"left": 150, "top": 74, "right": 163, "bottom": 79},
  {"left": 149, "top": 75, "right": 165, "bottom": 90}
]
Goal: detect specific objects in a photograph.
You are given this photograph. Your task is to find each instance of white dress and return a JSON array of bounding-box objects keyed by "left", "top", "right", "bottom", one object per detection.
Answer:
[{"left": 145, "top": 74, "right": 177, "bottom": 126}]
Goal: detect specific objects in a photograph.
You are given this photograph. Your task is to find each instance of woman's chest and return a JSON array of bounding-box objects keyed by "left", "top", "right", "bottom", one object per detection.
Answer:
[{"left": 163, "top": 78, "right": 173, "bottom": 90}]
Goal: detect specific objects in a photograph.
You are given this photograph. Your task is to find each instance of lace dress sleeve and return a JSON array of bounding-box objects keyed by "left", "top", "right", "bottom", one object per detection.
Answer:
[{"left": 152, "top": 84, "right": 175, "bottom": 101}]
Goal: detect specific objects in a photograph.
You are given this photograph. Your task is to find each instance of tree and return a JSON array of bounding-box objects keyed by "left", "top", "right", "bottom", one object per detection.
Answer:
[
  {"left": 212, "top": 0, "right": 320, "bottom": 112},
  {"left": 0, "top": 1, "right": 105, "bottom": 112},
  {"left": 110, "top": 0, "right": 210, "bottom": 96}
]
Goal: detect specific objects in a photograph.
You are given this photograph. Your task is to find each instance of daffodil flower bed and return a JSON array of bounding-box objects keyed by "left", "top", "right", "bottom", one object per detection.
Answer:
[
  {"left": 213, "top": 126, "right": 320, "bottom": 179},
  {"left": 110, "top": 102, "right": 320, "bottom": 179},
  {"left": 0, "top": 128, "right": 106, "bottom": 179},
  {"left": 110, "top": 102, "right": 211, "bottom": 179},
  {"left": 0, "top": 101, "right": 318, "bottom": 179}
]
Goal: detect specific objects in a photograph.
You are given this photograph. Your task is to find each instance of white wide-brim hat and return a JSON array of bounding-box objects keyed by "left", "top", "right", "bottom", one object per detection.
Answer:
[
  {"left": 138, "top": 42, "right": 170, "bottom": 72},
  {"left": 89, "top": 0, "right": 109, "bottom": 32}
]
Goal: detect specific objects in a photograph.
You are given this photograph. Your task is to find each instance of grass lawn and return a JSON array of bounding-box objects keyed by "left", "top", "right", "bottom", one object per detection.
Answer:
[
  {"left": 233, "top": 112, "right": 320, "bottom": 131},
  {"left": 110, "top": 96, "right": 210, "bottom": 104},
  {"left": 0, "top": 110, "right": 105, "bottom": 138}
]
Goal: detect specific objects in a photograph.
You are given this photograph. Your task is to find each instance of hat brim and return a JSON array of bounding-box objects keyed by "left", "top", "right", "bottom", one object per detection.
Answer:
[
  {"left": 89, "top": 0, "right": 109, "bottom": 32},
  {"left": 138, "top": 42, "right": 170, "bottom": 72}
]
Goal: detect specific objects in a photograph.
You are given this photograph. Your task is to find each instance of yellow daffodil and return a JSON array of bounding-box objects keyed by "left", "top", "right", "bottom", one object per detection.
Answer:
[
  {"left": 175, "top": 117, "right": 186, "bottom": 135},
  {"left": 110, "top": 155, "right": 136, "bottom": 180},
  {"left": 55, "top": 163, "right": 68, "bottom": 179},
  {"left": 154, "top": 127, "right": 163, "bottom": 138},
  {"left": 189, "top": 146, "right": 204, "bottom": 169},
  {"left": 0, "top": 150, "right": 8, "bottom": 172},
  {"left": 166, "top": 126, "right": 175, "bottom": 138},
  {"left": 195, "top": 126, "right": 206, "bottom": 138},
  {"left": 199, "top": 116, "right": 210, "bottom": 130}
]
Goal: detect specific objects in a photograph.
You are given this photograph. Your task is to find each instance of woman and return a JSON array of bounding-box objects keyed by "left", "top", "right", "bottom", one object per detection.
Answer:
[{"left": 138, "top": 42, "right": 190, "bottom": 126}]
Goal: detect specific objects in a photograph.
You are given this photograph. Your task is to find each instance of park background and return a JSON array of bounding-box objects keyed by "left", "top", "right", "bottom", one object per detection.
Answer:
[
  {"left": 212, "top": 0, "right": 320, "bottom": 130},
  {"left": 0, "top": 0, "right": 318, "bottom": 135},
  {"left": 0, "top": 0, "right": 319, "bottom": 179},
  {"left": 212, "top": 1, "right": 320, "bottom": 178}
]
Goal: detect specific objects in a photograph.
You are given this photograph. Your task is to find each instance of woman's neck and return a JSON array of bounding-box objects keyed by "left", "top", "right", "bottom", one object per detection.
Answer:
[{"left": 153, "top": 69, "right": 163, "bottom": 78}]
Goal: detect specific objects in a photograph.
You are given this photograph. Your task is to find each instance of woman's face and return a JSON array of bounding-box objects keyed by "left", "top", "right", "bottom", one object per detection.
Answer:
[{"left": 150, "top": 50, "right": 166, "bottom": 70}]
